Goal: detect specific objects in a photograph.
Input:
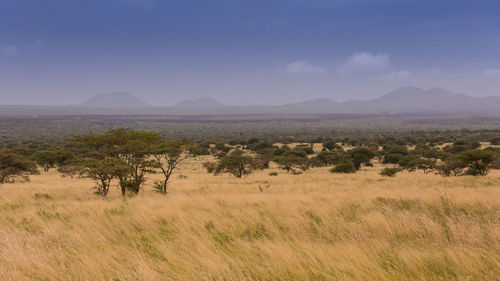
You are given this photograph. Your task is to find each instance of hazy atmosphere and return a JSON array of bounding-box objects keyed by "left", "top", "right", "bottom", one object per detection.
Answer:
[
  {"left": 1, "top": 1, "right": 500, "bottom": 280},
  {"left": 1, "top": 0, "right": 500, "bottom": 105}
]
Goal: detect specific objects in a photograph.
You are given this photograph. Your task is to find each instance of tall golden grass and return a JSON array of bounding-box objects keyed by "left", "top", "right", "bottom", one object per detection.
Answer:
[{"left": 0, "top": 157, "right": 499, "bottom": 280}]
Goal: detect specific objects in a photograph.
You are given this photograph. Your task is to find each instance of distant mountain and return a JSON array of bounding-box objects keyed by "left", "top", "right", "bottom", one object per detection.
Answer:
[
  {"left": 370, "top": 87, "right": 472, "bottom": 112},
  {"left": 80, "top": 92, "right": 149, "bottom": 108},
  {"left": 173, "top": 97, "right": 224, "bottom": 108},
  {"left": 2, "top": 87, "right": 500, "bottom": 116},
  {"left": 286, "top": 98, "right": 337, "bottom": 106},
  {"left": 277, "top": 98, "right": 338, "bottom": 113},
  {"left": 336, "top": 87, "right": 475, "bottom": 113},
  {"left": 356, "top": 87, "right": 500, "bottom": 113},
  {"left": 271, "top": 87, "right": 500, "bottom": 114}
]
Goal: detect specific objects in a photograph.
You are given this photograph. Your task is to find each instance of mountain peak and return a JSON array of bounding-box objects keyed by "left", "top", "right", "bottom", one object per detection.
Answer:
[
  {"left": 173, "top": 97, "right": 224, "bottom": 108},
  {"left": 428, "top": 86, "right": 447, "bottom": 92},
  {"left": 80, "top": 92, "right": 149, "bottom": 108},
  {"left": 381, "top": 87, "right": 425, "bottom": 99},
  {"left": 286, "top": 98, "right": 337, "bottom": 106},
  {"left": 380, "top": 86, "right": 457, "bottom": 100},
  {"left": 426, "top": 87, "right": 455, "bottom": 95}
]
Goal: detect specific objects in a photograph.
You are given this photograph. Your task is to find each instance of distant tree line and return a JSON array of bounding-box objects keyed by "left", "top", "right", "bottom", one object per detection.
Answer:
[
  {"left": 0, "top": 128, "right": 499, "bottom": 197},
  {"left": 203, "top": 137, "right": 498, "bottom": 178}
]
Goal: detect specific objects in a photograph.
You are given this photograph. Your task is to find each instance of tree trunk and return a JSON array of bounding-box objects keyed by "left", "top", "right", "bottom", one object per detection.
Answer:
[
  {"left": 101, "top": 179, "right": 109, "bottom": 197},
  {"left": 119, "top": 182, "right": 126, "bottom": 196},
  {"left": 162, "top": 179, "right": 168, "bottom": 195}
]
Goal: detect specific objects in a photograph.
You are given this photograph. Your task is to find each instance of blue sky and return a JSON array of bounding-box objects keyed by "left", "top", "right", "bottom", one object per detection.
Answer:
[{"left": 1, "top": 0, "right": 500, "bottom": 105}]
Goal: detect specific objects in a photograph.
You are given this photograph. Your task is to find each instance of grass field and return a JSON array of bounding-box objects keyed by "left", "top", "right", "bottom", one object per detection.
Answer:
[{"left": 1, "top": 156, "right": 499, "bottom": 280}]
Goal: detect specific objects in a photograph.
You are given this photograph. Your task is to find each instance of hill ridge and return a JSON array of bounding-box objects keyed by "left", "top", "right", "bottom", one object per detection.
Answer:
[
  {"left": 80, "top": 92, "right": 149, "bottom": 108},
  {"left": 173, "top": 97, "right": 224, "bottom": 108}
]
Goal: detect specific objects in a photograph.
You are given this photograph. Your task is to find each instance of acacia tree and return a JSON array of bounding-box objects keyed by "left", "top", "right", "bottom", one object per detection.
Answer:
[
  {"left": 382, "top": 144, "right": 408, "bottom": 165},
  {"left": 436, "top": 156, "right": 465, "bottom": 176},
  {"left": 76, "top": 156, "right": 124, "bottom": 197},
  {"left": 33, "top": 150, "right": 57, "bottom": 172},
  {"left": 274, "top": 150, "right": 309, "bottom": 173},
  {"left": 254, "top": 147, "right": 275, "bottom": 169},
  {"left": 215, "top": 150, "right": 257, "bottom": 178},
  {"left": 33, "top": 150, "right": 74, "bottom": 172},
  {"left": 0, "top": 149, "right": 36, "bottom": 184},
  {"left": 330, "top": 159, "right": 356, "bottom": 174},
  {"left": 152, "top": 140, "right": 192, "bottom": 195},
  {"left": 115, "top": 137, "right": 159, "bottom": 195},
  {"left": 459, "top": 150, "right": 496, "bottom": 176},
  {"left": 349, "top": 147, "right": 375, "bottom": 170},
  {"left": 311, "top": 150, "right": 343, "bottom": 167},
  {"left": 322, "top": 140, "right": 343, "bottom": 151},
  {"left": 416, "top": 158, "right": 436, "bottom": 174},
  {"left": 74, "top": 128, "right": 162, "bottom": 196}
]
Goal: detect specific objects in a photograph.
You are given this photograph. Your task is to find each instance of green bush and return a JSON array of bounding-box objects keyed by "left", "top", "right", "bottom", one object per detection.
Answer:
[
  {"left": 490, "top": 137, "right": 500, "bottom": 145},
  {"left": 458, "top": 149, "right": 496, "bottom": 176},
  {"left": 330, "top": 159, "right": 356, "bottom": 174},
  {"left": 380, "top": 167, "right": 402, "bottom": 177}
]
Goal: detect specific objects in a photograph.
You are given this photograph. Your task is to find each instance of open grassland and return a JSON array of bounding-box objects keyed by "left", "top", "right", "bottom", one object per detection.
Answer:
[{"left": 1, "top": 157, "right": 499, "bottom": 281}]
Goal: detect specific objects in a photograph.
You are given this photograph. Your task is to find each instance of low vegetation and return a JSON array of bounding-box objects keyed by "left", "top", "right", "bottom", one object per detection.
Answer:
[
  {"left": 1, "top": 157, "right": 499, "bottom": 280},
  {"left": 1, "top": 127, "right": 499, "bottom": 195},
  {"left": 0, "top": 126, "right": 499, "bottom": 280}
]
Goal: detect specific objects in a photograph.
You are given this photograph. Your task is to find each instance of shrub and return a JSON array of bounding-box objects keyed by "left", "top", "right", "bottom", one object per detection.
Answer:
[
  {"left": 436, "top": 157, "right": 465, "bottom": 176},
  {"left": 214, "top": 150, "right": 257, "bottom": 178},
  {"left": 272, "top": 145, "right": 291, "bottom": 156},
  {"left": 203, "top": 162, "right": 216, "bottom": 173},
  {"left": 490, "top": 137, "right": 500, "bottom": 145},
  {"left": 274, "top": 150, "right": 309, "bottom": 173},
  {"left": 294, "top": 144, "right": 315, "bottom": 155},
  {"left": 34, "top": 193, "right": 53, "bottom": 200},
  {"left": 33, "top": 150, "right": 58, "bottom": 172},
  {"left": 350, "top": 147, "right": 375, "bottom": 170},
  {"left": 312, "top": 150, "right": 342, "bottom": 167},
  {"left": 445, "top": 140, "right": 481, "bottom": 154},
  {"left": 191, "top": 146, "right": 210, "bottom": 156},
  {"left": 383, "top": 153, "right": 404, "bottom": 165},
  {"left": 322, "top": 139, "right": 342, "bottom": 151},
  {"left": 269, "top": 171, "right": 278, "bottom": 176},
  {"left": 492, "top": 157, "right": 500, "bottom": 170},
  {"left": 380, "top": 167, "right": 402, "bottom": 177},
  {"left": 0, "top": 149, "right": 37, "bottom": 184},
  {"left": 383, "top": 144, "right": 408, "bottom": 156},
  {"left": 330, "top": 159, "right": 356, "bottom": 174},
  {"left": 458, "top": 150, "right": 496, "bottom": 176}
]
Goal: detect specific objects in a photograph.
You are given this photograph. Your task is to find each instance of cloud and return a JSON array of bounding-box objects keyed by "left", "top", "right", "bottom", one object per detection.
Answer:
[
  {"left": 483, "top": 68, "right": 500, "bottom": 77},
  {"left": 340, "top": 52, "right": 390, "bottom": 73},
  {"left": 285, "top": 61, "right": 326, "bottom": 75},
  {"left": 379, "top": 70, "right": 413, "bottom": 80},
  {"left": 1, "top": 45, "right": 18, "bottom": 56}
]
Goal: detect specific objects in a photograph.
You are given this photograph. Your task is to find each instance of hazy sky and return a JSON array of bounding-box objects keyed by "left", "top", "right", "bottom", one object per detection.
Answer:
[{"left": 1, "top": 0, "right": 500, "bottom": 105}]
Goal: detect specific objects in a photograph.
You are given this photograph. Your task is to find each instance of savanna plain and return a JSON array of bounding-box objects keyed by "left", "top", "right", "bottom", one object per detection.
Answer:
[{"left": 1, "top": 155, "right": 499, "bottom": 281}]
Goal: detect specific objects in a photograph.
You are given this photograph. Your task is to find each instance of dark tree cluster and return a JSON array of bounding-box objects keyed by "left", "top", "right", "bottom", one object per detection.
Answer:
[{"left": 0, "top": 127, "right": 498, "bottom": 194}]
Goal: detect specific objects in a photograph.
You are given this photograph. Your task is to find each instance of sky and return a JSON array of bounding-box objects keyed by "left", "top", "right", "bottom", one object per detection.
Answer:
[{"left": 1, "top": 0, "right": 500, "bottom": 105}]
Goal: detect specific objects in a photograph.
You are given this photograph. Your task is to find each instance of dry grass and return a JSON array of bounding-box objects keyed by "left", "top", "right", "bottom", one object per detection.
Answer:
[{"left": 0, "top": 157, "right": 499, "bottom": 280}]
